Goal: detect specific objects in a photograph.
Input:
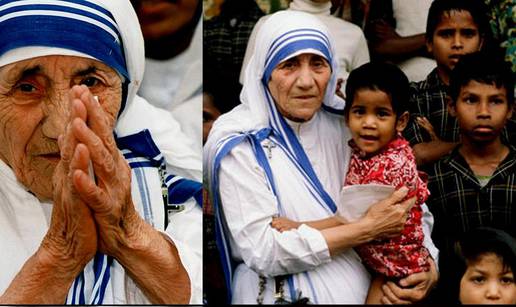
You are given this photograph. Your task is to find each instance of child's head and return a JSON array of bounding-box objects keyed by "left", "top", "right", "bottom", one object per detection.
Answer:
[
  {"left": 426, "top": 0, "right": 488, "bottom": 77},
  {"left": 448, "top": 52, "right": 514, "bottom": 144},
  {"left": 453, "top": 227, "right": 516, "bottom": 305},
  {"left": 344, "top": 62, "right": 409, "bottom": 156}
]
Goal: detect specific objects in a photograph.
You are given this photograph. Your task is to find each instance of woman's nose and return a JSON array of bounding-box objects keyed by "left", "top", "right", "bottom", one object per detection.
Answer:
[
  {"left": 296, "top": 66, "right": 315, "bottom": 88},
  {"left": 41, "top": 92, "right": 70, "bottom": 139}
]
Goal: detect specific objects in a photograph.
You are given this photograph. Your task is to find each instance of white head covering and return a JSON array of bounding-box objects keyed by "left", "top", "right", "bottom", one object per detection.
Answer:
[
  {"left": 204, "top": 10, "right": 344, "bottom": 179},
  {"left": 0, "top": 0, "right": 201, "bottom": 180}
]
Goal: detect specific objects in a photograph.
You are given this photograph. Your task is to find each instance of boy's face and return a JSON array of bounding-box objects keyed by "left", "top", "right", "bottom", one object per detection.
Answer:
[
  {"left": 427, "top": 10, "right": 482, "bottom": 75},
  {"left": 449, "top": 81, "right": 512, "bottom": 143},
  {"left": 346, "top": 89, "right": 408, "bottom": 157},
  {"left": 460, "top": 253, "right": 516, "bottom": 304}
]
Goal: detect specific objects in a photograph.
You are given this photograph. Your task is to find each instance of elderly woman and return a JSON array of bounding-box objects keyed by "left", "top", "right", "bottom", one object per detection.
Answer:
[
  {"left": 205, "top": 11, "right": 438, "bottom": 304},
  {"left": 0, "top": 0, "right": 201, "bottom": 304}
]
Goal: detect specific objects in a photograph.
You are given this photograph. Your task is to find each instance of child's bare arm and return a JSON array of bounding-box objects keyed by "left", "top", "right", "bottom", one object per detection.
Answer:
[
  {"left": 271, "top": 217, "right": 301, "bottom": 232},
  {"left": 271, "top": 216, "right": 344, "bottom": 232}
]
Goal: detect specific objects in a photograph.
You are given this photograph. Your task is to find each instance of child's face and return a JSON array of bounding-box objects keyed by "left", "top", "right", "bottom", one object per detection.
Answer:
[
  {"left": 460, "top": 253, "right": 516, "bottom": 304},
  {"left": 346, "top": 89, "right": 408, "bottom": 156},
  {"left": 449, "top": 81, "right": 512, "bottom": 144},
  {"left": 427, "top": 10, "right": 482, "bottom": 74}
]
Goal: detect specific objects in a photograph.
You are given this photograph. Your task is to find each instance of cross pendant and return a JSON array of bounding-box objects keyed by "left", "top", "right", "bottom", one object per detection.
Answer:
[{"left": 263, "top": 140, "right": 276, "bottom": 159}]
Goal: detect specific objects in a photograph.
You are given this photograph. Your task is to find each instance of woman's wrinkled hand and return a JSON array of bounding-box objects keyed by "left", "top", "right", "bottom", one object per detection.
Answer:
[
  {"left": 41, "top": 88, "right": 98, "bottom": 274},
  {"left": 381, "top": 257, "right": 439, "bottom": 304},
  {"left": 363, "top": 187, "right": 415, "bottom": 240},
  {"left": 67, "top": 85, "right": 144, "bottom": 258}
]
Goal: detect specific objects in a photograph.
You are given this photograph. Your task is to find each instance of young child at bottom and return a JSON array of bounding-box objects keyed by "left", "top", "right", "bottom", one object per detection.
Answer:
[
  {"left": 271, "top": 62, "right": 431, "bottom": 304},
  {"left": 452, "top": 227, "right": 516, "bottom": 305}
]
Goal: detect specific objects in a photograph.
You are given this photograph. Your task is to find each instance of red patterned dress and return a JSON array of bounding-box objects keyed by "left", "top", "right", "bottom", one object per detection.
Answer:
[{"left": 345, "top": 136, "right": 430, "bottom": 278}]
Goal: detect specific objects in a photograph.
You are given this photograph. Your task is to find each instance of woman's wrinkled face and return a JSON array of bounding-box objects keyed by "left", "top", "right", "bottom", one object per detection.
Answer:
[
  {"left": 0, "top": 55, "right": 122, "bottom": 200},
  {"left": 268, "top": 53, "right": 331, "bottom": 122}
]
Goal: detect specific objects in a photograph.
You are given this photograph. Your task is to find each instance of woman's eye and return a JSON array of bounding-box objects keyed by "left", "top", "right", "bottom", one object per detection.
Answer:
[
  {"left": 80, "top": 77, "right": 100, "bottom": 87},
  {"left": 17, "top": 83, "right": 37, "bottom": 92},
  {"left": 312, "top": 61, "right": 324, "bottom": 68}
]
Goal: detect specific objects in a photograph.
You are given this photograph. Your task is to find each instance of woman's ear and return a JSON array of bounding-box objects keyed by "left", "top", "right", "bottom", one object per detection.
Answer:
[{"left": 396, "top": 111, "right": 409, "bottom": 133}]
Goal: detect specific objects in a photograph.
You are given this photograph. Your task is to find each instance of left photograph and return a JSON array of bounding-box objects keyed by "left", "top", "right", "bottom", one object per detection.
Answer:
[{"left": 0, "top": 0, "right": 202, "bottom": 304}]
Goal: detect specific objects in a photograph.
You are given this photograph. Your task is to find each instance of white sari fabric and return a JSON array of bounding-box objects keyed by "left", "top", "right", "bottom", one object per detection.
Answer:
[
  {"left": 0, "top": 0, "right": 201, "bottom": 304},
  {"left": 204, "top": 10, "right": 438, "bottom": 304}
]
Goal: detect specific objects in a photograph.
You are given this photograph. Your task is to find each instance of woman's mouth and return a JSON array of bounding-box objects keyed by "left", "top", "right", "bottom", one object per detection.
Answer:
[{"left": 38, "top": 153, "right": 61, "bottom": 162}]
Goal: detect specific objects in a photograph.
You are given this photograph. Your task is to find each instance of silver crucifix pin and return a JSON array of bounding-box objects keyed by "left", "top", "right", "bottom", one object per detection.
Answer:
[{"left": 263, "top": 140, "right": 276, "bottom": 159}]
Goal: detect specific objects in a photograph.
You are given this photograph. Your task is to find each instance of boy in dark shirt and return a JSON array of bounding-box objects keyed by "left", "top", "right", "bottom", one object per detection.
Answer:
[
  {"left": 426, "top": 51, "right": 515, "bottom": 303},
  {"left": 403, "top": 0, "right": 489, "bottom": 167}
]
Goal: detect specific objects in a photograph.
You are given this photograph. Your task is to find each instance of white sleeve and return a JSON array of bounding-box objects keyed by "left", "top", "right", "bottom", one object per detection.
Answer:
[
  {"left": 218, "top": 143, "right": 331, "bottom": 277},
  {"left": 421, "top": 202, "right": 439, "bottom": 268}
]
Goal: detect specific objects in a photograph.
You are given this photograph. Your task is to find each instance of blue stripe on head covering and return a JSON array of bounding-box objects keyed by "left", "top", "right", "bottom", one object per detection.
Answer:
[
  {"left": 262, "top": 28, "right": 332, "bottom": 83},
  {"left": 0, "top": 0, "right": 128, "bottom": 80}
]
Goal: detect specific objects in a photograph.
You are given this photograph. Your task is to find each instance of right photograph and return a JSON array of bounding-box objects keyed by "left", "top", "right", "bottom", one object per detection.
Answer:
[{"left": 203, "top": 0, "right": 516, "bottom": 305}]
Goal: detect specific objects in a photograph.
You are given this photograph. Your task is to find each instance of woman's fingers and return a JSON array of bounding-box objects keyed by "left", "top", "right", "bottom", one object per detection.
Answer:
[
  {"left": 77, "top": 85, "right": 118, "bottom": 155},
  {"left": 386, "top": 186, "right": 409, "bottom": 205},
  {"left": 382, "top": 282, "right": 411, "bottom": 305},
  {"left": 71, "top": 117, "right": 116, "bottom": 180}
]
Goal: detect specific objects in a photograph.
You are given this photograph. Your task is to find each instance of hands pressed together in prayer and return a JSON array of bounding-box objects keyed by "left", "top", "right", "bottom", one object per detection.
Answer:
[
  {"left": 45, "top": 85, "right": 190, "bottom": 304},
  {"left": 42, "top": 85, "right": 141, "bottom": 270},
  {"left": 1, "top": 84, "right": 190, "bottom": 304}
]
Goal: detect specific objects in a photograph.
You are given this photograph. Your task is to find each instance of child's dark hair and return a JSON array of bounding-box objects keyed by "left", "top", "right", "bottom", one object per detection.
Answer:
[
  {"left": 451, "top": 227, "right": 516, "bottom": 301},
  {"left": 344, "top": 62, "right": 409, "bottom": 117},
  {"left": 426, "top": 0, "right": 489, "bottom": 42},
  {"left": 449, "top": 51, "right": 514, "bottom": 106}
]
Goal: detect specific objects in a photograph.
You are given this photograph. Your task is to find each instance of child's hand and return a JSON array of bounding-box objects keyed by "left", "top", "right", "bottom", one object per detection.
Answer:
[
  {"left": 336, "top": 78, "right": 345, "bottom": 99},
  {"left": 271, "top": 217, "right": 301, "bottom": 232},
  {"left": 416, "top": 117, "right": 439, "bottom": 141}
]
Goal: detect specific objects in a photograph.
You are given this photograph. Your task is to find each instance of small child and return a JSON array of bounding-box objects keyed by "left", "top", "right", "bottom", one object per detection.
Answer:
[
  {"left": 271, "top": 62, "right": 431, "bottom": 304},
  {"left": 452, "top": 227, "right": 516, "bottom": 305}
]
